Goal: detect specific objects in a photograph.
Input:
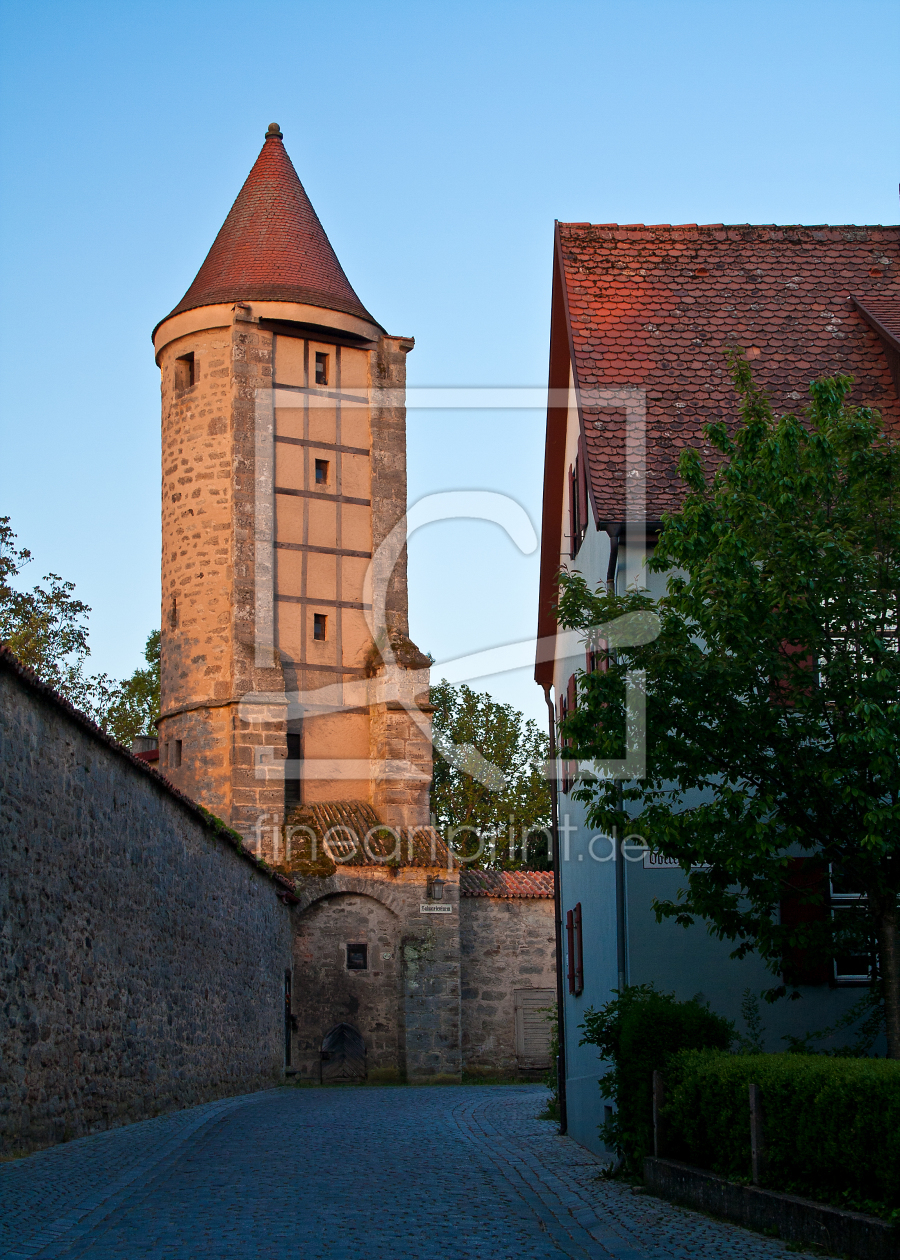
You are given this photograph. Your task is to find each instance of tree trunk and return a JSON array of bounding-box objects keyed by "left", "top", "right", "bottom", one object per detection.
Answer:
[{"left": 876, "top": 900, "right": 900, "bottom": 1059}]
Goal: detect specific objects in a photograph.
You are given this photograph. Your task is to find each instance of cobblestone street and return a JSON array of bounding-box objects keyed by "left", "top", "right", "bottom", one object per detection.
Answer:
[{"left": 1, "top": 1085, "right": 814, "bottom": 1259}]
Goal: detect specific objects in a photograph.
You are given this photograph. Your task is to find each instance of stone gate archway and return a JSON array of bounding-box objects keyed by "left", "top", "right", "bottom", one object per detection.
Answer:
[{"left": 292, "top": 891, "right": 405, "bottom": 1082}]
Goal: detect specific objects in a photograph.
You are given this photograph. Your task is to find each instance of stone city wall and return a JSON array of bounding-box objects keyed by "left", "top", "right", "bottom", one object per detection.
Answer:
[
  {"left": 460, "top": 896, "right": 557, "bottom": 1077},
  {"left": 0, "top": 653, "right": 294, "bottom": 1154}
]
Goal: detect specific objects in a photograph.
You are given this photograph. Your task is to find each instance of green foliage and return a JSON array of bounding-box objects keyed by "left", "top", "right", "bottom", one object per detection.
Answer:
[
  {"left": 781, "top": 989, "right": 886, "bottom": 1057},
  {"left": 0, "top": 515, "right": 105, "bottom": 711},
  {"left": 556, "top": 359, "right": 900, "bottom": 1051},
  {"left": 541, "top": 1003, "right": 561, "bottom": 1120},
  {"left": 666, "top": 1049, "right": 900, "bottom": 1218},
  {"left": 734, "top": 989, "right": 767, "bottom": 1055},
  {"left": 1, "top": 516, "right": 161, "bottom": 744},
  {"left": 99, "top": 630, "right": 161, "bottom": 746},
  {"left": 579, "top": 984, "right": 732, "bottom": 1172},
  {"left": 429, "top": 679, "right": 551, "bottom": 868}
]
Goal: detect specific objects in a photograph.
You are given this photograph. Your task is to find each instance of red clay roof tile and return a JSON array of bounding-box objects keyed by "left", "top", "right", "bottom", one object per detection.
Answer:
[
  {"left": 458, "top": 870, "right": 554, "bottom": 898},
  {"left": 556, "top": 222, "right": 900, "bottom": 524},
  {"left": 156, "top": 125, "right": 377, "bottom": 332}
]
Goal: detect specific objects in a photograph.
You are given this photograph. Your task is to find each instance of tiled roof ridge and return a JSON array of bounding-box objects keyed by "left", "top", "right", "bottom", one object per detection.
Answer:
[
  {"left": 558, "top": 220, "right": 897, "bottom": 235},
  {"left": 155, "top": 125, "right": 379, "bottom": 335},
  {"left": 458, "top": 869, "right": 555, "bottom": 898},
  {"left": 0, "top": 644, "right": 298, "bottom": 903}
]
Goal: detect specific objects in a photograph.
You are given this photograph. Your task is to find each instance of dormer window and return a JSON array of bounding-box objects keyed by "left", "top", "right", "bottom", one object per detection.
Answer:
[
  {"left": 315, "top": 459, "right": 329, "bottom": 485},
  {"left": 315, "top": 352, "right": 329, "bottom": 386},
  {"left": 175, "top": 352, "right": 195, "bottom": 391}
]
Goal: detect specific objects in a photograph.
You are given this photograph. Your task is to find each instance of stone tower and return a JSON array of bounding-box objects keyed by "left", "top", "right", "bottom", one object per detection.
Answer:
[{"left": 152, "top": 124, "right": 432, "bottom": 856}]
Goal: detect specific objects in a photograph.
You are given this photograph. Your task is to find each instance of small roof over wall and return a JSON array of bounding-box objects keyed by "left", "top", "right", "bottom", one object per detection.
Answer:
[
  {"left": 281, "top": 800, "right": 450, "bottom": 875},
  {"left": 459, "top": 870, "right": 554, "bottom": 898}
]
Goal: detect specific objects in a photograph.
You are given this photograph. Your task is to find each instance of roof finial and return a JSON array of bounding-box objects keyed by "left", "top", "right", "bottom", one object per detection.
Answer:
[{"left": 266, "top": 122, "right": 283, "bottom": 139}]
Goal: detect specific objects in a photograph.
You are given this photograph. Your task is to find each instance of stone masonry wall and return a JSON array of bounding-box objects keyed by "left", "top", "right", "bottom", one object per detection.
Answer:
[
  {"left": 157, "top": 312, "right": 288, "bottom": 839},
  {"left": 368, "top": 702, "right": 433, "bottom": 830},
  {"left": 460, "top": 897, "right": 557, "bottom": 1076},
  {"left": 291, "top": 868, "right": 462, "bottom": 1083},
  {"left": 0, "top": 656, "right": 293, "bottom": 1154},
  {"left": 369, "top": 336, "right": 414, "bottom": 638}
]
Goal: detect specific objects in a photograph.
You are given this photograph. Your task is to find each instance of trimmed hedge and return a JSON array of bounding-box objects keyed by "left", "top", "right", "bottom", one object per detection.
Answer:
[
  {"left": 665, "top": 1050, "right": 900, "bottom": 1218},
  {"left": 579, "top": 985, "right": 732, "bottom": 1172}
]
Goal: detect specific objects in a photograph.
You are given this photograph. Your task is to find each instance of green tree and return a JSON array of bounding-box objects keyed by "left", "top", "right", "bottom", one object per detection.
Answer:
[
  {"left": 430, "top": 680, "right": 551, "bottom": 868},
  {"left": 99, "top": 630, "right": 161, "bottom": 746},
  {"left": 1, "top": 516, "right": 161, "bottom": 745},
  {"left": 557, "top": 359, "right": 900, "bottom": 1057},
  {"left": 0, "top": 515, "right": 105, "bottom": 712}
]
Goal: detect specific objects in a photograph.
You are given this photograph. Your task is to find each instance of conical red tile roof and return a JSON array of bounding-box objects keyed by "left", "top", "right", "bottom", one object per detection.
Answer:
[{"left": 156, "top": 125, "right": 378, "bottom": 331}]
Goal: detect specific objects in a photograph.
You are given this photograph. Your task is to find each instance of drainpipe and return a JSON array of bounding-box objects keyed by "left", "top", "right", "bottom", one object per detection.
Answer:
[
  {"left": 607, "top": 525, "right": 628, "bottom": 991},
  {"left": 544, "top": 684, "right": 567, "bottom": 1135},
  {"left": 615, "top": 780, "right": 628, "bottom": 993}
]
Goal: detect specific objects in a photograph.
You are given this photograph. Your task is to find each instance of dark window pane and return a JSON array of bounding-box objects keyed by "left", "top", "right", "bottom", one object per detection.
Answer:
[
  {"left": 285, "top": 732, "right": 301, "bottom": 811},
  {"left": 347, "top": 944, "right": 367, "bottom": 970}
]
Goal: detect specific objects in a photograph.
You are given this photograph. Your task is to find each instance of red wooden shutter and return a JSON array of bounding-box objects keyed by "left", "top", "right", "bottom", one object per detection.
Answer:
[
  {"left": 566, "top": 909, "right": 576, "bottom": 994},
  {"left": 780, "top": 857, "right": 829, "bottom": 986},
  {"left": 568, "top": 464, "right": 576, "bottom": 557},
  {"left": 574, "top": 902, "right": 584, "bottom": 995},
  {"left": 773, "top": 641, "right": 816, "bottom": 706},
  {"left": 577, "top": 438, "right": 588, "bottom": 527}
]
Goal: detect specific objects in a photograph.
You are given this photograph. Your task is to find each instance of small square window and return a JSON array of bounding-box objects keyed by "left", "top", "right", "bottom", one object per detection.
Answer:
[
  {"left": 315, "top": 352, "right": 329, "bottom": 386},
  {"left": 313, "top": 613, "right": 327, "bottom": 641},
  {"left": 175, "top": 352, "right": 195, "bottom": 391},
  {"left": 347, "top": 943, "right": 367, "bottom": 970},
  {"left": 314, "top": 459, "right": 329, "bottom": 485}
]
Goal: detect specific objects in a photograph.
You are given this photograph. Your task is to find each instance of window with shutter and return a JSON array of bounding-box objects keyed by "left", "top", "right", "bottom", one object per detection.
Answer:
[
  {"left": 577, "top": 438, "right": 588, "bottom": 535},
  {"left": 573, "top": 901, "right": 584, "bottom": 995},
  {"left": 564, "top": 675, "right": 577, "bottom": 791},
  {"left": 780, "top": 857, "right": 829, "bottom": 986},
  {"left": 566, "top": 909, "right": 575, "bottom": 994},
  {"left": 514, "top": 988, "right": 555, "bottom": 1068},
  {"left": 830, "top": 866, "right": 874, "bottom": 984},
  {"left": 568, "top": 464, "right": 577, "bottom": 558}
]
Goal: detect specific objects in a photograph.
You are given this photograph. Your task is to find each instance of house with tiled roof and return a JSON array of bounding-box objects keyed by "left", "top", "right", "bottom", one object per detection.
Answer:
[{"left": 535, "top": 218, "right": 900, "bottom": 1154}]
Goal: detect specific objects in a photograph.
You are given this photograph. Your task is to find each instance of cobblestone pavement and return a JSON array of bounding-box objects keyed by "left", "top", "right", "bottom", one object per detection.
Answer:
[{"left": 1, "top": 1085, "right": 815, "bottom": 1259}]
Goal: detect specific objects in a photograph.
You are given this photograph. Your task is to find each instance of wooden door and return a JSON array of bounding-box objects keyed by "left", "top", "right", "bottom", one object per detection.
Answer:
[{"left": 514, "top": 989, "right": 555, "bottom": 1069}]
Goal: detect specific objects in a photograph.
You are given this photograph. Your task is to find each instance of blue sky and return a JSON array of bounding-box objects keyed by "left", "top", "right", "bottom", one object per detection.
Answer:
[{"left": 1, "top": 0, "right": 897, "bottom": 725}]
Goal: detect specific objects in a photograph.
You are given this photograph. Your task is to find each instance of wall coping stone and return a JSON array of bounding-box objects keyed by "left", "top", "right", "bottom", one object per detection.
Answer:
[
  {"left": 643, "top": 1156, "right": 898, "bottom": 1260},
  {"left": 0, "top": 645, "right": 298, "bottom": 904}
]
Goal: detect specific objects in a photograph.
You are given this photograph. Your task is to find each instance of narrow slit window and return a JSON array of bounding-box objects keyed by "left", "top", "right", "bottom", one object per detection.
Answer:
[
  {"left": 313, "top": 613, "right": 327, "bottom": 641},
  {"left": 175, "top": 352, "right": 195, "bottom": 391},
  {"left": 314, "top": 458, "right": 329, "bottom": 485},
  {"left": 285, "top": 731, "right": 301, "bottom": 811},
  {"left": 315, "top": 352, "right": 329, "bottom": 386},
  {"left": 347, "top": 943, "right": 368, "bottom": 971},
  {"left": 172, "top": 739, "right": 183, "bottom": 768}
]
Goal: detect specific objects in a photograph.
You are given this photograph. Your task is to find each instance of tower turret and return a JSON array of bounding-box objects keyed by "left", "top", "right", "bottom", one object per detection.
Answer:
[{"left": 152, "top": 125, "right": 432, "bottom": 855}]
